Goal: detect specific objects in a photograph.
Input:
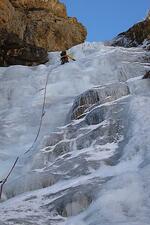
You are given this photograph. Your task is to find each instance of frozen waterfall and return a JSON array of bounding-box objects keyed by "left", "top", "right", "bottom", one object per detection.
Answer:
[{"left": 0, "top": 42, "right": 150, "bottom": 225}]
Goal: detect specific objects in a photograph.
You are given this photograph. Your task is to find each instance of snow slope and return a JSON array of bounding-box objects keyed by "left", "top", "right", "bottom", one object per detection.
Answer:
[{"left": 0, "top": 42, "right": 150, "bottom": 225}]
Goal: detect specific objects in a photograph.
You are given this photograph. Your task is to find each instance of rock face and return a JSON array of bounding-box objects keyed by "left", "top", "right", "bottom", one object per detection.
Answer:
[
  {"left": 0, "top": 29, "right": 48, "bottom": 66},
  {"left": 67, "top": 83, "right": 130, "bottom": 121},
  {"left": 0, "top": 0, "right": 87, "bottom": 51},
  {"left": 111, "top": 14, "right": 150, "bottom": 48}
]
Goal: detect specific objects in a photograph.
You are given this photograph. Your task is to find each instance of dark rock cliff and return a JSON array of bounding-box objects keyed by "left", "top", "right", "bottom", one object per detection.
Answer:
[{"left": 110, "top": 12, "right": 150, "bottom": 48}]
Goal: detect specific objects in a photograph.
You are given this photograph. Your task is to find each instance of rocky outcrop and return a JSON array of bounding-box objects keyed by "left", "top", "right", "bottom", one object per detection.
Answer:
[
  {"left": 111, "top": 12, "right": 150, "bottom": 48},
  {"left": 0, "top": 0, "right": 87, "bottom": 51},
  {"left": 0, "top": 29, "right": 48, "bottom": 66},
  {"left": 67, "top": 83, "right": 130, "bottom": 121}
]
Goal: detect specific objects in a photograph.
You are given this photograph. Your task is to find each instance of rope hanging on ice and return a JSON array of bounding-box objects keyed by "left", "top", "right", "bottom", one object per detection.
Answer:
[{"left": 0, "top": 65, "right": 59, "bottom": 199}]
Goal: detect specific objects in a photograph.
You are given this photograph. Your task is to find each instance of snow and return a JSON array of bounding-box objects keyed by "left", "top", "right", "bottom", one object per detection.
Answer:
[{"left": 0, "top": 42, "right": 150, "bottom": 225}]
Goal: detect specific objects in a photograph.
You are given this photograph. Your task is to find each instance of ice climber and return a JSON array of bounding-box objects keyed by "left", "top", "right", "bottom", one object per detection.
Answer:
[
  {"left": 60, "top": 50, "right": 76, "bottom": 65},
  {"left": 143, "top": 71, "right": 150, "bottom": 79}
]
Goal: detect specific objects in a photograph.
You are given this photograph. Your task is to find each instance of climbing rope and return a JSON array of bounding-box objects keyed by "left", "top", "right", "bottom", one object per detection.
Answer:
[
  {"left": 0, "top": 64, "right": 59, "bottom": 199},
  {"left": 23, "top": 65, "right": 52, "bottom": 154},
  {"left": 0, "top": 157, "right": 19, "bottom": 199}
]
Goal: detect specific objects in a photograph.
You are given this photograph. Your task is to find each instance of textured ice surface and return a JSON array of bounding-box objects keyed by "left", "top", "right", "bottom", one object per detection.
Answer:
[{"left": 0, "top": 42, "right": 150, "bottom": 225}]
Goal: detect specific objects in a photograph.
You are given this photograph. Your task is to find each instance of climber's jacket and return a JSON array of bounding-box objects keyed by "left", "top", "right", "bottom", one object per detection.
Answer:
[
  {"left": 60, "top": 51, "right": 76, "bottom": 65},
  {"left": 143, "top": 71, "right": 150, "bottom": 79}
]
